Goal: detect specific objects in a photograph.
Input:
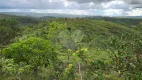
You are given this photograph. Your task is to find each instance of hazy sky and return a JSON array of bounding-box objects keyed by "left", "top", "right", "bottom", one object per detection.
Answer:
[{"left": 0, "top": 0, "right": 142, "bottom": 16}]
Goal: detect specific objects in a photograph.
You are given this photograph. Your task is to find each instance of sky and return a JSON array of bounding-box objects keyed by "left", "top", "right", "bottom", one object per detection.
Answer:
[{"left": 0, "top": 0, "right": 142, "bottom": 16}]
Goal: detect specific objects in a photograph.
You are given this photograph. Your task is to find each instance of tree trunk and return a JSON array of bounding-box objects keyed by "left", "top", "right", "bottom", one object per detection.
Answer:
[{"left": 78, "top": 62, "right": 83, "bottom": 80}]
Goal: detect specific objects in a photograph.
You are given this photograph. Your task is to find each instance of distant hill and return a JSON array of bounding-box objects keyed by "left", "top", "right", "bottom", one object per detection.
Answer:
[
  {"left": 1, "top": 12, "right": 142, "bottom": 19},
  {"left": 39, "top": 16, "right": 56, "bottom": 20},
  {"left": 0, "top": 12, "right": 88, "bottom": 18},
  {"left": 0, "top": 13, "right": 17, "bottom": 18},
  {"left": 118, "top": 16, "right": 142, "bottom": 19},
  {"left": 87, "top": 16, "right": 142, "bottom": 27},
  {"left": 1, "top": 12, "right": 142, "bottom": 27},
  {"left": 0, "top": 13, "right": 40, "bottom": 25}
]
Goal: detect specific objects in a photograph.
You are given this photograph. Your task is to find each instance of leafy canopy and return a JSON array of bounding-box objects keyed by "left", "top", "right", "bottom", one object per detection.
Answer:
[{"left": 1, "top": 37, "right": 58, "bottom": 68}]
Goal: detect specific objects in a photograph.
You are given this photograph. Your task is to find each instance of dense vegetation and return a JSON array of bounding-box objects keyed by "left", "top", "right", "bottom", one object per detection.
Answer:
[{"left": 0, "top": 15, "right": 142, "bottom": 80}]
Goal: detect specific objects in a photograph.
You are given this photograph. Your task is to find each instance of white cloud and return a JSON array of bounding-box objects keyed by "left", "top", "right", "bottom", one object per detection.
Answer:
[
  {"left": 101, "top": 0, "right": 129, "bottom": 9},
  {"left": 0, "top": 9, "right": 125, "bottom": 16},
  {"left": 89, "top": 2, "right": 94, "bottom": 8},
  {"left": 9, "top": 0, "right": 28, "bottom": 4},
  {"left": 0, "top": 0, "right": 142, "bottom": 16},
  {"left": 104, "top": 9, "right": 124, "bottom": 16},
  {"left": 126, "top": 8, "right": 142, "bottom": 16},
  {"left": 29, "top": 9, "right": 91, "bottom": 15}
]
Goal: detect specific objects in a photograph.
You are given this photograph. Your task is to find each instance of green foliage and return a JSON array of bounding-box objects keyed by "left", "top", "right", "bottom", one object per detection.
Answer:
[
  {"left": 2, "top": 37, "right": 57, "bottom": 67},
  {"left": 0, "top": 57, "right": 31, "bottom": 80},
  {"left": 0, "top": 18, "right": 21, "bottom": 46},
  {"left": 106, "top": 35, "right": 142, "bottom": 80},
  {"left": 59, "top": 29, "right": 85, "bottom": 50},
  {"left": 0, "top": 18, "right": 18, "bottom": 27},
  {"left": 0, "top": 17, "right": 142, "bottom": 80},
  {"left": 48, "top": 21, "right": 67, "bottom": 41},
  {"left": 62, "top": 64, "right": 75, "bottom": 80},
  {"left": 72, "top": 30, "right": 84, "bottom": 43},
  {"left": 0, "top": 58, "right": 30, "bottom": 74}
]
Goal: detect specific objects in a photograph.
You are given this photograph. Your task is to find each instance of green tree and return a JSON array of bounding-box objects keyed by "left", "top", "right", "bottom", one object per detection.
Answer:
[
  {"left": 1, "top": 37, "right": 58, "bottom": 79},
  {"left": 0, "top": 58, "right": 31, "bottom": 80},
  {"left": 0, "top": 18, "right": 20, "bottom": 46}
]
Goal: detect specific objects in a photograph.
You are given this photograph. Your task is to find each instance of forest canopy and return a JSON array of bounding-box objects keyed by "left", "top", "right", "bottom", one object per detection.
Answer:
[{"left": 0, "top": 15, "right": 142, "bottom": 80}]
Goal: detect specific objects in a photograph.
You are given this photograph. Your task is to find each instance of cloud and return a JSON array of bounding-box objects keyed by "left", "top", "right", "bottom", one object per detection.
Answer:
[
  {"left": 0, "top": 0, "right": 142, "bottom": 16},
  {"left": 126, "top": 8, "right": 142, "bottom": 16},
  {"left": 0, "top": 0, "right": 142, "bottom": 9},
  {"left": 126, "top": 0, "right": 142, "bottom": 4},
  {"left": 101, "top": 0, "right": 129, "bottom": 9},
  {"left": 103, "top": 9, "right": 124, "bottom": 16},
  {"left": 67, "top": 0, "right": 112, "bottom": 4},
  {"left": 0, "top": 9, "right": 125, "bottom": 16},
  {"left": 0, "top": 0, "right": 74, "bottom": 9},
  {"left": 67, "top": 0, "right": 142, "bottom": 4}
]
